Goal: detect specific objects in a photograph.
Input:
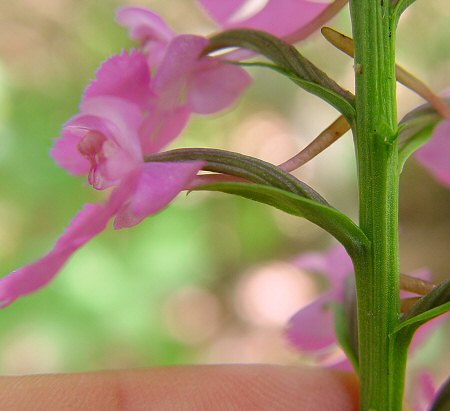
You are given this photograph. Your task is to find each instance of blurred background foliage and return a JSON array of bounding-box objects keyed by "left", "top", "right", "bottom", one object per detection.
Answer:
[{"left": 0, "top": 0, "right": 449, "bottom": 384}]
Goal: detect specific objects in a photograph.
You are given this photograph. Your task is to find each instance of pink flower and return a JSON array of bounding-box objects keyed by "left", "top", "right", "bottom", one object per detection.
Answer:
[
  {"left": 412, "top": 372, "right": 437, "bottom": 411},
  {"left": 197, "top": 0, "right": 328, "bottom": 39},
  {"left": 414, "top": 90, "right": 450, "bottom": 188},
  {"left": 0, "top": 51, "right": 203, "bottom": 307},
  {"left": 116, "top": 7, "right": 252, "bottom": 149},
  {"left": 415, "top": 119, "right": 450, "bottom": 187},
  {"left": 52, "top": 50, "right": 203, "bottom": 210},
  {"left": 286, "top": 245, "right": 353, "bottom": 352},
  {"left": 286, "top": 245, "right": 444, "bottom": 370}
]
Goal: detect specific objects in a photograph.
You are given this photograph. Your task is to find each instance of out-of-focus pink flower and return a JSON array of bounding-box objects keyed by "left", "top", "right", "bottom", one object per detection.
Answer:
[
  {"left": 116, "top": 7, "right": 251, "bottom": 147},
  {"left": 0, "top": 51, "right": 203, "bottom": 307},
  {"left": 197, "top": 0, "right": 328, "bottom": 39},
  {"left": 412, "top": 372, "right": 437, "bottom": 411},
  {"left": 286, "top": 245, "right": 444, "bottom": 371},
  {"left": 414, "top": 89, "right": 450, "bottom": 188},
  {"left": 286, "top": 245, "right": 353, "bottom": 352},
  {"left": 415, "top": 119, "right": 450, "bottom": 187}
]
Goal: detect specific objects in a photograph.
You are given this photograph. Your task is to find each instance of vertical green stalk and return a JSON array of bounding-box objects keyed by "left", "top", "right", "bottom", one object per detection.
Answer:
[{"left": 349, "top": 1, "right": 404, "bottom": 410}]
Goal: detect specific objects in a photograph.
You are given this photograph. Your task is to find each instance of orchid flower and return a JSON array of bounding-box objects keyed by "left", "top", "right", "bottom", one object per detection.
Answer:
[
  {"left": 115, "top": 1, "right": 350, "bottom": 147},
  {"left": 0, "top": 51, "right": 203, "bottom": 307},
  {"left": 116, "top": 6, "right": 252, "bottom": 151},
  {"left": 286, "top": 245, "right": 444, "bottom": 370},
  {"left": 55, "top": 50, "right": 204, "bottom": 227}
]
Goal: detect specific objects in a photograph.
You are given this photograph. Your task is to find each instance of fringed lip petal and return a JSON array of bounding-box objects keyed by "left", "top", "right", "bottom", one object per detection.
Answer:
[{"left": 83, "top": 50, "right": 152, "bottom": 110}]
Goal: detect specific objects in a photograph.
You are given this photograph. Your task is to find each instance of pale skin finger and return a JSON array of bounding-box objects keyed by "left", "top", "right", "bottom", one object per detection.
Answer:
[{"left": 0, "top": 365, "right": 359, "bottom": 411}]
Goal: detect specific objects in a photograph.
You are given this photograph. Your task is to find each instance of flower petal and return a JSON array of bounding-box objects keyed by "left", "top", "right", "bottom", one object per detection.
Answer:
[
  {"left": 0, "top": 203, "right": 114, "bottom": 307},
  {"left": 323, "top": 245, "right": 354, "bottom": 288},
  {"left": 83, "top": 50, "right": 152, "bottom": 109},
  {"left": 287, "top": 245, "right": 353, "bottom": 352},
  {"left": 410, "top": 313, "right": 447, "bottom": 355},
  {"left": 187, "top": 58, "right": 251, "bottom": 114},
  {"left": 114, "top": 161, "right": 203, "bottom": 229},
  {"left": 413, "top": 372, "right": 436, "bottom": 411},
  {"left": 293, "top": 245, "right": 353, "bottom": 292},
  {"left": 81, "top": 97, "right": 144, "bottom": 189},
  {"left": 80, "top": 97, "right": 143, "bottom": 159},
  {"left": 139, "top": 106, "right": 191, "bottom": 154},
  {"left": 198, "top": 0, "right": 328, "bottom": 38},
  {"left": 415, "top": 120, "right": 450, "bottom": 187},
  {"left": 51, "top": 124, "right": 91, "bottom": 175},
  {"left": 52, "top": 113, "right": 123, "bottom": 175},
  {"left": 153, "top": 35, "right": 208, "bottom": 108},
  {"left": 197, "top": 0, "right": 244, "bottom": 24},
  {"left": 54, "top": 98, "right": 144, "bottom": 189},
  {"left": 329, "top": 358, "right": 353, "bottom": 371},
  {"left": 152, "top": 34, "right": 250, "bottom": 116},
  {"left": 116, "top": 6, "right": 175, "bottom": 67},
  {"left": 0, "top": 176, "right": 141, "bottom": 308},
  {"left": 292, "top": 252, "right": 330, "bottom": 276},
  {"left": 286, "top": 292, "right": 338, "bottom": 350}
]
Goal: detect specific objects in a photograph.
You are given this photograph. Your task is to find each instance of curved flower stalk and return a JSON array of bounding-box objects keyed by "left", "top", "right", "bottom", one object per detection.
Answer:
[
  {"left": 285, "top": 245, "right": 445, "bottom": 371},
  {"left": 0, "top": 51, "right": 204, "bottom": 307},
  {"left": 116, "top": 6, "right": 252, "bottom": 151}
]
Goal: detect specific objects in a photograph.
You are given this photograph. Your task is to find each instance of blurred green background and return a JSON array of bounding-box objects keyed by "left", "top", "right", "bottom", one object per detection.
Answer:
[{"left": 0, "top": 0, "right": 449, "bottom": 384}]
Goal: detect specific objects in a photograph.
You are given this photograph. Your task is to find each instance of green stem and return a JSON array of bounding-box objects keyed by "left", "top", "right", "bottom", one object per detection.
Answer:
[{"left": 349, "top": 1, "right": 404, "bottom": 410}]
